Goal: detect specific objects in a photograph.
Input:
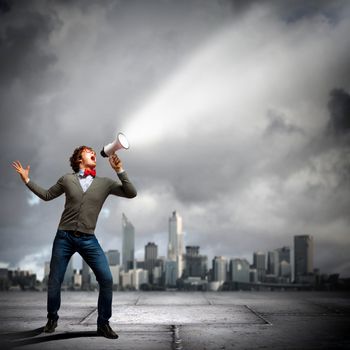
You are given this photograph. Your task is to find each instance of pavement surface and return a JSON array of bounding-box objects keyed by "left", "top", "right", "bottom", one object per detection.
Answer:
[{"left": 0, "top": 291, "right": 349, "bottom": 349}]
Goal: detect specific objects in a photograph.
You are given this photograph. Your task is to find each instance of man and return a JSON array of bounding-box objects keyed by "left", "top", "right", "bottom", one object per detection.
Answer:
[{"left": 12, "top": 146, "right": 137, "bottom": 339}]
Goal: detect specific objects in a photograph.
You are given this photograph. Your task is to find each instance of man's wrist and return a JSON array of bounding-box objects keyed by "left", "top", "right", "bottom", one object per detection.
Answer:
[
  {"left": 116, "top": 168, "right": 125, "bottom": 174},
  {"left": 25, "top": 178, "right": 30, "bottom": 184}
]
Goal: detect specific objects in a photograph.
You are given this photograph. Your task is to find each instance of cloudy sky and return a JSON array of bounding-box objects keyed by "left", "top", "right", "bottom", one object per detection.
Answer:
[{"left": 1, "top": 0, "right": 350, "bottom": 280}]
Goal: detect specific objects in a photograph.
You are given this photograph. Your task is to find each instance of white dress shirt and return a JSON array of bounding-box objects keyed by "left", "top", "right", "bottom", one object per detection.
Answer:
[{"left": 78, "top": 169, "right": 94, "bottom": 192}]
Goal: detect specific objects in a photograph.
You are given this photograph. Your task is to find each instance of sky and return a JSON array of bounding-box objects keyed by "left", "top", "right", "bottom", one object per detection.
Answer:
[{"left": 1, "top": 0, "right": 350, "bottom": 280}]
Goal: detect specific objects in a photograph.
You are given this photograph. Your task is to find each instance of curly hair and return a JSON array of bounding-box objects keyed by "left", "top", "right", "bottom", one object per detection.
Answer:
[{"left": 69, "top": 146, "right": 94, "bottom": 172}]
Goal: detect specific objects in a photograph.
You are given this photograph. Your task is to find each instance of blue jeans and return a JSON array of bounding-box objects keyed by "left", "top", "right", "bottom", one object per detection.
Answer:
[{"left": 47, "top": 229, "right": 113, "bottom": 326}]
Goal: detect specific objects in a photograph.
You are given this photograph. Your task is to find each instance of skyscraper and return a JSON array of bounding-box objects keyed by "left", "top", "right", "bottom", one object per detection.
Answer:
[
  {"left": 183, "top": 246, "right": 207, "bottom": 279},
  {"left": 122, "top": 213, "right": 135, "bottom": 272},
  {"left": 229, "top": 258, "right": 250, "bottom": 283},
  {"left": 280, "top": 260, "right": 291, "bottom": 280},
  {"left": 167, "top": 211, "right": 184, "bottom": 278},
  {"left": 294, "top": 235, "right": 314, "bottom": 282},
  {"left": 277, "top": 246, "right": 291, "bottom": 264},
  {"left": 145, "top": 242, "right": 158, "bottom": 261},
  {"left": 212, "top": 256, "right": 227, "bottom": 284},
  {"left": 109, "top": 265, "right": 120, "bottom": 288},
  {"left": 276, "top": 246, "right": 291, "bottom": 279},
  {"left": 145, "top": 242, "right": 158, "bottom": 283},
  {"left": 165, "top": 260, "right": 177, "bottom": 287},
  {"left": 107, "top": 250, "right": 120, "bottom": 266},
  {"left": 267, "top": 250, "right": 279, "bottom": 276},
  {"left": 253, "top": 251, "right": 266, "bottom": 282}
]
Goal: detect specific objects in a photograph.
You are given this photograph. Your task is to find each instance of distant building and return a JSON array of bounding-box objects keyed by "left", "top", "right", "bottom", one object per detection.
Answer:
[
  {"left": 212, "top": 256, "right": 227, "bottom": 285},
  {"left": 131, "top": 269, "right": 148, "bottom": 290},
  {"left": 81, "top": 259, "right": 97, "bottom": 290},
  {"left": 253, "top": 251, "right": 266, "bottom": 282},
  {"left": 0, "top": 268, "right": 9, "bottom": 290},
  {"left": 122, "top": 213, "right": 135, "bottom": 271},
  {"left": 183, "top": 246, "right": 207, "bottom": 279},
  {"left": 276, "top": 246, "right": 291, "bottom": 279},
  {"left": 153, "top": 258, "right": 165, "bottom": 286},
  {"left": 168, "top": 211, "right": 184, "bottom": 278},
  {"left": 249, "top": 268, "right": 258, "bottom": 283},
  {"left": 136, "top": 260, "right": 145, "bottom": 269},
  {"left": 110, "top": 265, "right": 120, "bottom": 289},
  {"left": 279, "top": 260, "right": 292, "bottom": 283},
  {"left": 145, "top": 242, "right": 158, "bottom": 283},
  {"left": 165, "top": 260, "right": 177, "bottom": 287},
  {"left": 145, "top": 242, "right": 158, "bottom": 261},
  {"left": 294, "top": 235, "right": 314, "bottom": 283},
  {"left": 120, "top": 271, "right": 132, "bottom": 289},
  {"left": 267, "top": 251, "right": 279, "bottom": 276},
  {"left": 73, "top": 269, "right": 82, "bottom": 289},
  {"left": 277, "top": 246, "right": 291, "bottom": 264},
  {"left": 153, "top": 266, "right": 163, "bottom": 285},
  {"left": 229, "top": 258, "right": 250, "bottom": 283},
  {"left": 7, "top": 269, "right": 37, "bottom": 290},
  {"left": 107, "top": 250, "right": 120, "bottom": 266}
]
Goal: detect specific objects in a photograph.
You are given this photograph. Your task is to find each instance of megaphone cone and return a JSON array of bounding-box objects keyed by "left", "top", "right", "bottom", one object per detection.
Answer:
[{"left": 100, "top": 132, "right": 130, "bottom": 157}]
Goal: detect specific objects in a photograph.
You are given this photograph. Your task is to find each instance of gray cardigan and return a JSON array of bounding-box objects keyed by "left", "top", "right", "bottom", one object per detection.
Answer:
[{"left": 26, "top": 172, "right": 137, "bottom": 234}]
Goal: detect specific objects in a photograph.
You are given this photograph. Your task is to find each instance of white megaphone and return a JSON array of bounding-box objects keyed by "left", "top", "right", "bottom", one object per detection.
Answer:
[{"left": 100, "top": 132, "right": 130, "bottom": 157}]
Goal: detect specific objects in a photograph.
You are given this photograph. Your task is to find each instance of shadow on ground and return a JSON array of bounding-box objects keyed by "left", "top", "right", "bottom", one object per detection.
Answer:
[{"left": 0, "top": 328, "right": 100, "bottom": 348}]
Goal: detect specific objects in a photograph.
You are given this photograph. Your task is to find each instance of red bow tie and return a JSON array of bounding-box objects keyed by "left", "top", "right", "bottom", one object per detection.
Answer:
[{"left": 83, "top": 169, "right": 96, "bottom": 177}]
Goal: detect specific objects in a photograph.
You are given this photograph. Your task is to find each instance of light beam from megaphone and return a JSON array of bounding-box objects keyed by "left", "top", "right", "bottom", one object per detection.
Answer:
[{"left": 122, "top": 22, "right": 280, "bottom": 148}]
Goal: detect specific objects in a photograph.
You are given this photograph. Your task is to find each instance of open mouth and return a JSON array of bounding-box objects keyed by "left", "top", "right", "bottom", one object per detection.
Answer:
[{"left": 91, "top": 156, "right": 96, "bottom": 161}]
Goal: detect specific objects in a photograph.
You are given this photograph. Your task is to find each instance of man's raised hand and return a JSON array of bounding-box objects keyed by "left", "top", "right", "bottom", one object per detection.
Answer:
[{"left": 12, "top": 160, "right": 30, "bottom": 183}]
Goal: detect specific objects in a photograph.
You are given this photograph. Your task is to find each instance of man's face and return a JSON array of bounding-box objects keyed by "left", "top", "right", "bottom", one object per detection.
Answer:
[{"left": 80, "top": 148, "right": 96, "bottom": 169}]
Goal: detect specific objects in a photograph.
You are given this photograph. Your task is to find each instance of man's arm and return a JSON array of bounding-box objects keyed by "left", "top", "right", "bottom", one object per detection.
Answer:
[
  {"left": 26, "top": 177, "right": 65, "bottom": 201},
  {"left": 12, "top": 160, "right": 64, "bottom": 201},
  {"left": 108, "top": 154, "right": 137, "bottom": 198}
]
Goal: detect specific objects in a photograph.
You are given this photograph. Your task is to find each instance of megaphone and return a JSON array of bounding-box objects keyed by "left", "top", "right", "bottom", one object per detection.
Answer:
[{"left": 100, "top": 132, "right": 130, "bottom": 157}]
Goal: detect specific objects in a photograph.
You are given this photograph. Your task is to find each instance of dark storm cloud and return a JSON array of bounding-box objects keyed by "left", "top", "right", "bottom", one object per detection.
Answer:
[
  {"left": 327, "top": 88, "right": 350, "bottom": 136},
  {"left": 0, "top": 0, "right": 61, "bottom": 166},
  {"left": 0, "top": 0, "right": 62, "bottom": 269},
  {"left": 0, "top": 1, "right": 59, "bottom": 86},
  {"left": 0, "top": 0, "right": 11, "bottom": 13}
]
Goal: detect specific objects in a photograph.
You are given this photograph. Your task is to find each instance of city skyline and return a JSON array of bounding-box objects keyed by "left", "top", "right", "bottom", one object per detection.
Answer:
[
  {"left": 1, "top": 227, "right": 340, "bottom": 292},
  {"left": 1, "top": 206, "right": 346, "bottom": 292},
  {"left": 1, "top": 210, "right": 342, "bottom": 285}
]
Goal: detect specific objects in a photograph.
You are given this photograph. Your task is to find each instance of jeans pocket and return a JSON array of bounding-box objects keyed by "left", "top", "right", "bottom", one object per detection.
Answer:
[{"left": 56, "top": 230, "right": 67, "bottom": 239}]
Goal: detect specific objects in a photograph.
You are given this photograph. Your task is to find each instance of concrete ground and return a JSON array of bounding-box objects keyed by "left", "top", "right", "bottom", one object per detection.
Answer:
[{"left": 0, "top": 291, "right": 349, "bottom": 349}]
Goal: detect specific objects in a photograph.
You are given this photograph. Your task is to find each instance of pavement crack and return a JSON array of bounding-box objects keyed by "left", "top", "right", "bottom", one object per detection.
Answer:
[
  {"left": 244, "top": 305, "right": 272, "bottom": 325},
  {"left": 79, "top": 307, "right": 97, "bottom": 324},
  {"left": 202, "top": 292, "right": 213, "bottom": 305}
]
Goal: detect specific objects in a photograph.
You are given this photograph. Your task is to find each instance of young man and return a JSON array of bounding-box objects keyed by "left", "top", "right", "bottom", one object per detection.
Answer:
[{"left": 12, "top": 146, "right": 137, "bottom": 339}]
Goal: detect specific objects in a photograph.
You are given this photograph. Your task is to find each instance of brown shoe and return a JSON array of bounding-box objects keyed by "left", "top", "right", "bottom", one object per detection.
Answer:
[
  {"left": 97, "top": 323, "right": 118, "bottom": 339},
  {"left": 44, "top": 319, "right": 57, "bottom": 333}
]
